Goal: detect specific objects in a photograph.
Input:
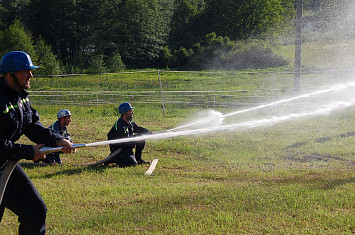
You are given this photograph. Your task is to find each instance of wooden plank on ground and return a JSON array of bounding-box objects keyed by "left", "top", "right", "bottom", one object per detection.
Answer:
[{"left": 144, "top": 159, "right": 159, "bottom": 176}]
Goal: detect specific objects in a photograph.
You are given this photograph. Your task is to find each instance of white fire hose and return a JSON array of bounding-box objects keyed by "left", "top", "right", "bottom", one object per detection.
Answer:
[
  {"left": 0, "top": 132, "right": 163, "bottom": 205},
  {"left": 0, "top": 160, "right": 19, "bottom": 205},
  {"left": 0, "top": 145, "right": 123, "bottom": 206}
]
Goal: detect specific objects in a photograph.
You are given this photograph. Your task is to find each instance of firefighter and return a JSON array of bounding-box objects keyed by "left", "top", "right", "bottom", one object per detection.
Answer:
[
  {"left": 44, "top": 109, "right": 73, "bottom": 164},
  {"left": 0, "top": 51, "right": 75, "bottom": 234},
  {"left": 107, "top": 102, "right": 152, "bottom": 167}
]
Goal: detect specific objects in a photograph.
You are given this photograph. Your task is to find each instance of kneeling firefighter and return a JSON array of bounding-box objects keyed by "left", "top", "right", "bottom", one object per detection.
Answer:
[{"left": 107, "top": 102, "right": 152, "bottom": 167}]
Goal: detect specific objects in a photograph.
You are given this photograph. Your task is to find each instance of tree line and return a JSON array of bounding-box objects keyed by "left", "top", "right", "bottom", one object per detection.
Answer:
[{"left": 0, "top": 0, "right": 350, "bottom": 74}]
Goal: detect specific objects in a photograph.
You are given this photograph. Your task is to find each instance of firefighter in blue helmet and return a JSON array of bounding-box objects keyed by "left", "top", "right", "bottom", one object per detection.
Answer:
[
  {"left": 107, "top": 102, "right": 152, "bottom": 167},
  {"left": 37, "top": 109, "right": 73, "bottom": 165},
  {"left": 46, "top": 109, "right": 73, "bottom": 164},
  {"left": 0, "top": 51, "right": 76, "bottom": 234}
]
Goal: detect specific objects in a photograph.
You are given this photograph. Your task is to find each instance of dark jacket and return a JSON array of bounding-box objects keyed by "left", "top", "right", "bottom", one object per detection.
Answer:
[
  {"left": 107, "top": 117, "right": 149, "bottom": 155},
  {"left": 49, "top": 121, "right": 72, "bottom": 143},
  {"left": 0, "top": 78, "right": 63, "bottom": 166},
  {"left": 44, "top": 120, "right": 73, "bottom": 163}
]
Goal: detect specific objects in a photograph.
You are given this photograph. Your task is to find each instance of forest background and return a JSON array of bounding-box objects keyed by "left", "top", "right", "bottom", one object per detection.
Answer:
[{"left": 0, "top": 0, "right": 352, "bottom": 75}]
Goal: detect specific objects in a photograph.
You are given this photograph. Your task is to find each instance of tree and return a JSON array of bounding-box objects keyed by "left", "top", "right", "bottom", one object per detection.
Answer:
[
  {"left": 0, "top": 0, "right": 31, "bottom": 31},
  {"left": 87, "top": 54, "right": 106, "bottom": 74},
  {"left": 35, "top": 36, "right": 62, "bottom": 75},
  {"left": 106, "top": 52, "right": 126, "bottom": 72},
  {"left": 28, "top": 0, "right": 78, "bottom": 63},
  {"left": 0, "top": 0, "right": 298, "bottom": 70},
  {"left": 202, "top": 0, "right": 294, "bottom": 40},
  {"left": 116, "top": 0, "right": 174, "bottom": 67},
  {"left": 168, "top": 0, "right": 201, "bottom": 50},
  {"left": 0, "top": 19, "right": 37, "bottom": 61},
  {"left": 28, "top": 0, "right": 127, "bottom": 66}
]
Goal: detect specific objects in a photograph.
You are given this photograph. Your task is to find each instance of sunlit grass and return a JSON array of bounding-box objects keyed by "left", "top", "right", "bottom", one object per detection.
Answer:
[
  {"left": 3, "top": 101, "right": 355, "bottom": 234},
  {"left": 3, "top": 44, "right": 355, "bottom": 234}
]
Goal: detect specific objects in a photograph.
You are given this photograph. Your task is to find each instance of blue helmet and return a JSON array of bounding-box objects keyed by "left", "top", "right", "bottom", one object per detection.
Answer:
[
  {"left": 0, "top": 51, "right": 39, "bottom": 74},
  {"left": 119, "top": 102, "right": 134, "bottom": 114},
  {"left": 57, "top": 109, "right": 72, "bottom": 119}
]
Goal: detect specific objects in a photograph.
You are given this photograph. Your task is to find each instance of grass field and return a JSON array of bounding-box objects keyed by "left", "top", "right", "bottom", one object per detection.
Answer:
[{"left": 2, "top": 40, "right": 355, "bottom": 234}]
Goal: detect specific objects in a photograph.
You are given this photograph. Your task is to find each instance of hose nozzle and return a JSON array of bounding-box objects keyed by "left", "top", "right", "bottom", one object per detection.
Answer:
[{"left": 40, "top": 143, "right": 86, "bottom": 154}]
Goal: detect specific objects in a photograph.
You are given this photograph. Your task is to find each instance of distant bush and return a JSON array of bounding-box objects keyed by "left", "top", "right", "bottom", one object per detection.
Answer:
[
  {"left": 62, "top": 65, "right": 82, "bottom": 74},
  {"left": 87, "top": 55, "right": 107, "bottom": 74},
  {"left": 164, "top": 32, "right": 289, "bottom": 70},
  {"left": 212, "top": 40, "right": 289, "bottom": 70},
  {"left": 35, "top": 37, "right": 62, "bottom": 75},
  {"left": 0, "top": 19, "right": 38, "bottom": 63},
  {"left": 69, "top": 52, "right": 87, "bottom": 73},
  {"left": 106, "top": 52, "right": 126, "bottom": 72}
]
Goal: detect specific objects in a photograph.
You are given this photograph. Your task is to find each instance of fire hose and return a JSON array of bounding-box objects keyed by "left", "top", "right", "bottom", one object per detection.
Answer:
[
  {"left": 0, "top": 160, "right": 18, "bottom": 205},
  {"left": 0, "top": 145, "right": 123, "bottom": 206},
  {"left": 0, "top": 132, "right": 165, "bottom": 205}
]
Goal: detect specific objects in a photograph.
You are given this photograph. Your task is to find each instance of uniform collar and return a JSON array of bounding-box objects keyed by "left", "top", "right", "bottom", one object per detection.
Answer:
[{"left": 118, "top": 117, "right": 133, "bottom": 125}]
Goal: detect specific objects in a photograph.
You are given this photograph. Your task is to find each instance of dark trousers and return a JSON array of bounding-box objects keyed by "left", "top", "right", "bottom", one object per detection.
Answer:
[
  {"left": 45, "top": 152, "right": 62, "bottom": 164},
  {"left": 115, "top": 140, "right": 145, "bottom": 167},
  {"left": 0, "top": 165, "right": 47, "bottom": 235}
]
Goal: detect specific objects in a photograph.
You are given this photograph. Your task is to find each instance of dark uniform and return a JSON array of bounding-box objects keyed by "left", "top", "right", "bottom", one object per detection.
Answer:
[
  {"left": 107, "top": 117, "right": 150, "bottom": 167},
  {"left": 44, "top": 121, "right": 72, "bottom": 164},
  {"left": 0, "top": 78, "right": 64, "bottom": 234}
]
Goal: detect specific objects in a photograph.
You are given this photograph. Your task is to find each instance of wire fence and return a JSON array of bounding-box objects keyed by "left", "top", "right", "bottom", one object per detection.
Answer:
[
  {"left": 29, "top": 69, "right": 355, "bottom": 110},
  {"left": 28, "top": 89, "right": 286, "bottom": 108}
]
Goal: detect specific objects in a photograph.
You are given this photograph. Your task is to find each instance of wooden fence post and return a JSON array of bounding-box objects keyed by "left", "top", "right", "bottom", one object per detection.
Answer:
[{"left": 158, "top": 70, "right": 166, "bottom": 116}]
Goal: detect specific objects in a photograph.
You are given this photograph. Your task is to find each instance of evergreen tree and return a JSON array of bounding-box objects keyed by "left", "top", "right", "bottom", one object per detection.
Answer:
[
  {"left": 202, "top": 0, "right": 294, "bottom": 40},
  {"left": 87, "top": 54, "right": 107, "bottom": 74},
  {"left": 116, "top": 0, "right": 174, "bottom": 67},
  {"left": 0, "top": 19, "right": 37, "bottom": 61},
  {"left": 35, "top": 36, "right": 62, "bottom": 75},
  {"left": 106, "top": 52, "right": 126, "bottom": 72}
]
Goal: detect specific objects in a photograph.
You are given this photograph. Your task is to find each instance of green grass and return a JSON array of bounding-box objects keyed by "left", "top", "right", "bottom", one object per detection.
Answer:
[
  {"left": 2, "top": 40, "right": 355, "bottom": 234},
  {"left": 32, "top": 70, "right": 293, "bottom": 91},
  {"left": 2, "top": 104, "right": 355, "bottom": 234}
]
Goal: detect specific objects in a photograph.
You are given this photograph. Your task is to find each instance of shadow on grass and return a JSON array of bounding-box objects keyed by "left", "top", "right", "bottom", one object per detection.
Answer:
[
  {"left": 285, "top": 131, "right": 355, "bottom": 149},
  {"left": 283, "top": 153, "right": 355, "bottom": 164},
  {"left": 321, "top": 177, "right": 355, "bottom": 190},
  {"left": 20, "top": 162, "right": 112, "bottom": 177},
  {"left": 20, "top": 162, "right": 147, "bottom": 179},
  {"left": 284, "top": 131, "right": 355, "bottom": 164}
]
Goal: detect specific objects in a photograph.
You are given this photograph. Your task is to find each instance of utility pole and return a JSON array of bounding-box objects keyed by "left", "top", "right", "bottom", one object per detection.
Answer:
[{"left": 294, "top": 0, "right": 303, "bottom": 94}]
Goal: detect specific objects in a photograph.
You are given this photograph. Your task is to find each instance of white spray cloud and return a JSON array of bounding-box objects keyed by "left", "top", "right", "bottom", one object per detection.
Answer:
[
  {"left": 86, "top": 81, "right": 355, "bottom": 147},
  {"left": 167, "top": 109, "right": 224, "bottom": 132}
]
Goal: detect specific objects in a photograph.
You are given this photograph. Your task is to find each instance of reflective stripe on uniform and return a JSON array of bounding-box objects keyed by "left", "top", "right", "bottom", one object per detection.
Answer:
[
  {"left": 2, "top": 98, "right": 30, "bottom": 114},
  {"left": 3, "top": 104, "right": 18, "bottom": 114},
  {"left": 20, "top": 98, "right": 29, "bottom": 103}
]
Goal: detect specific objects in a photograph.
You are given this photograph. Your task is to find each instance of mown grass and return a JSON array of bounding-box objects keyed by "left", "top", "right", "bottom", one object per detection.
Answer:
[
  {"left": 32, "top": 70, "right": 294, "bottom": 92},
  {"left": 2, "top": 40, "right": 355, "bottom": 234},
  {"left": 1, "top": 103, "right": 355, "bottom": 234}
]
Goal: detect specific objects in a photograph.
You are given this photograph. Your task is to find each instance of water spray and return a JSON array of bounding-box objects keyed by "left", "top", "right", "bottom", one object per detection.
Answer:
[
  {"left": 3, "top": 82, "right": 355, "bottom": 205},
  {"left": 39, "top": 98, "right": 355, "bottom": 154},
  {"left": 166, "top": 81, "right": 355, "bottom": 132},
  {"left": 41, "top": 81, "right": 355, "bottom": 154}
]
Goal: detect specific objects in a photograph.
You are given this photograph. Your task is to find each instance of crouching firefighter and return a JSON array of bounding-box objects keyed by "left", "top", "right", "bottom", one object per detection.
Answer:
[
  {"left": 37, "top": 109, "right": 73, "bottom": 165},
  {"left": 106, "top": 102, "right": 153, "bottom": 167},
  {"left": 0, "top": 51, "right": 75, "bottom": 234}
]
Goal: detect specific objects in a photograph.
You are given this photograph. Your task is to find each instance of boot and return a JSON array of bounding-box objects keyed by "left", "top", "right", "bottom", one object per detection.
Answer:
[{"left": 137, "top": 159, "right": 151, "bottom": 165}]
